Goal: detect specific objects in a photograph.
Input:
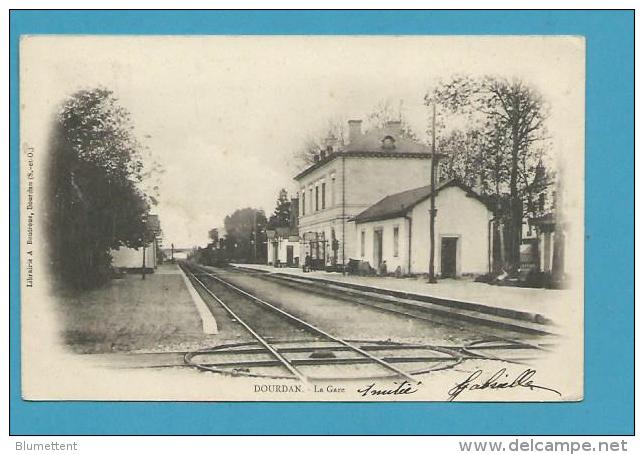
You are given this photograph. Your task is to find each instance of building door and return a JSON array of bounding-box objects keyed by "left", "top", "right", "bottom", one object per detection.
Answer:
[
  {"left": 286, "top": 245, "right": 294, "bottom": 266},
  {"left": 441, "top": 237, "right": 458, "bottom": 278},
  {"left": 373, "top": 229, "right": 383, "bottom": 268}
]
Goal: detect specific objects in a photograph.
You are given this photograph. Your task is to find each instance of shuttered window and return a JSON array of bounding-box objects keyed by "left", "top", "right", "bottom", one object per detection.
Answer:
[
  {"left": 321, "top": 182, "right": 326, "bottom": 209},
  {"left": 315, "top": 186, "right": 319, "bottom": 211},
  {"left": 393, "top": 226, "right": 399, "bottom": 257}
]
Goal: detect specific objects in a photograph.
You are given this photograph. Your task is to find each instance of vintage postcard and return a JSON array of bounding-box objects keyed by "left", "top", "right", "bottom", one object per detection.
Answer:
[{"left": 20, "top": 35, "right": 584, "bottom": 401}]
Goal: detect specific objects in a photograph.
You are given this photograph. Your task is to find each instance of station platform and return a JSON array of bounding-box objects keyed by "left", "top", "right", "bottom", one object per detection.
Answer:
[{"left": 56, "top": 264, "right": 220, "bottom": 354}]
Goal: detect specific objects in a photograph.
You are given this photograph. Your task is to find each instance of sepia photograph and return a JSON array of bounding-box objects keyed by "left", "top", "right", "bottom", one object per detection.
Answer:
[{"left": 19, "top": 35, "right": 585, "bottom": 401}]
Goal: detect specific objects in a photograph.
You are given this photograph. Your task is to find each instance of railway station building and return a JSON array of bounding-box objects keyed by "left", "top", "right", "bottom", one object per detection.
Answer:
[
  {"left": 111, "top": 214, "right": 161, "bottom": 272},
  {"left": 267, "top": 200, "right": 301, "bottom": 268},
  {"left": 267, "top": 227, "right": 300, "bottom": 268},
  {"left": 349, "top": 179, "right": 494, "bottom": 277},
  {"left": 294, "top": 119, "right": 439, "bottom": 271}
]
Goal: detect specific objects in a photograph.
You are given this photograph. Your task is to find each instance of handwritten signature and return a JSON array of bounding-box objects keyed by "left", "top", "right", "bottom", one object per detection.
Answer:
[
  {"left": 447, "top": 368, "right": 562, "bottom": 401},
  {"left": 357, "top": 380, "right": 419, "bottom": 397}
]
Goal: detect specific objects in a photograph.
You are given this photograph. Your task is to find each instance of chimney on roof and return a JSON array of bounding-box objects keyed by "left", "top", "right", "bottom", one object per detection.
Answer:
[
  {"left": 384, "top": 120, "right": 403, "bottom": 137},
  {"left": 348, "top": 119, "right": 362, "bottom": 144},
  {"left": 324, "top": 133, "right": 338, "bottom": 153}
]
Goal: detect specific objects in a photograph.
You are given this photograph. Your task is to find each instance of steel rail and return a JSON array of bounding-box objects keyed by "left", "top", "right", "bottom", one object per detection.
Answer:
[
  {"left": 185, "top": 355, "right": 466, "bottom": 368},
  {"left": 113, "top": 341, "right": 481, "bottom": 357},
  {"left": 226, "top": 266, "right": 550, "bottom": 352},
  {"left": 199, "top": 267, "right": 421, "bottom": 384},
  {"left": 186, "top": 269, "right": 310, "bottom": 383}
]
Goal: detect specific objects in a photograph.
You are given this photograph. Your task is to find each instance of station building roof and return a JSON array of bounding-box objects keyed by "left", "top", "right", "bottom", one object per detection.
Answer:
[
  {"left": 352, "top": 179, "right": 492, "bottom": 224},
  {"left": 293, "top": 126, "right": 438, "bottom": 181}
]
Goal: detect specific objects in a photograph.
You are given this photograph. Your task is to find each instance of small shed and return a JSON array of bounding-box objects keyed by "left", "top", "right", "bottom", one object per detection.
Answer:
[
  {"left": 351, "top": 179, "right": 494, "bottom": 277},
  {"left": 111, "top": 242, "right": 157, "bottom": 272},
  {"left": 267, "top": 227, "right": 300, "bottom": 268}
]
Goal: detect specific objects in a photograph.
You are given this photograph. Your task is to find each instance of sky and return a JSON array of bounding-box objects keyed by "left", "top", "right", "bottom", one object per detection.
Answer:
[{"left": 21, "top": 36, "right": 585, "bottom": 248}]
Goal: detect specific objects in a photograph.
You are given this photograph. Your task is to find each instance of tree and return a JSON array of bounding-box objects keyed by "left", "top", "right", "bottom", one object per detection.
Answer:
[
  {"left": 223, "top": 208, "right": 268, "bottom": 263},
  {"left": 437, "top": 129, "right": 488, "bottom": 188},
  {"left": 364, "top": 99, "right": 419, "bottom": 141},
  {"left": 46, "top": 88, "right": 153, "bottom": 288},
  {"left": 429, "top": 76, "right": 550, "bottom": 274},
  {"left": 295, "top": 118, "right": 346, "bottom": 169},
  {"left": 267, "top": 189, "right": 291, "bottom": 229}
]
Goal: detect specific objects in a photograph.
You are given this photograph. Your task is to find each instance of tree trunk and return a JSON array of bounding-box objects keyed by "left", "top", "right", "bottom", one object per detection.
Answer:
[
  {"left": 497, "top": 221, "right": 505, "bottom": 271},
  {"left": 508, "top": 121, "right": 522, "bottom": 275}
]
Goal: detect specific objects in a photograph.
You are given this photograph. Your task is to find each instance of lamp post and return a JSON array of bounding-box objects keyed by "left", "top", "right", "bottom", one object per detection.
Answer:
[
  {"left": 253, "top": 210, "right": 257, "bottom": 263},
  {"left": 428, "top": 102, "right": 437, "bottom": 284},
  {"left": 141, "top": 216, "right": 147, "bottom": 280}
]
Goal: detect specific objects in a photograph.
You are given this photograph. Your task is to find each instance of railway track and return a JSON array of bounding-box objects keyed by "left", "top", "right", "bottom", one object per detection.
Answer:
[
  {"left": 178, "top": 262, "right": 548, "bottom": 382},
  {"left": 218, "top": 265, "right": 554, "bottom": 349},
  {"left": 182, "top": 262, "right": 433, "bottom": 382}
]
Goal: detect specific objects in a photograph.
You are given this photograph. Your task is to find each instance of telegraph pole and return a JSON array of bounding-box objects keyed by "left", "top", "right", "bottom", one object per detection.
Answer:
[
  {"left": 252, "top": 210, "right": 257, "bottom": 263},
  {"left": 341, "top": 154, "right": 346, "bottom": 276},
  {"left": 428, "top": 102, "right": 437, "bottom": 283}
]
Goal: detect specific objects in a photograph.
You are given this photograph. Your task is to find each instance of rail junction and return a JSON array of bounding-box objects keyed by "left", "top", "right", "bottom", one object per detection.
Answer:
[{"left": 164, "top": 263, "right": 553, "bottom": 383}]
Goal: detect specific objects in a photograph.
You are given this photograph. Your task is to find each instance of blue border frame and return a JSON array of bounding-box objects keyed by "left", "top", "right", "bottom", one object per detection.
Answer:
[{"left": 9, "top": 10, "right": 634, "bottom": 435}]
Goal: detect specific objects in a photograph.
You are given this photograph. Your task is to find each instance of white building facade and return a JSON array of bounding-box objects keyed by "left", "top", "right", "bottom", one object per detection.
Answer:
[
  {"left": 111, "top": 242, "right": 158, "bottom": 271},
  {"left": 294, "top": 119, "right": 438, "bottom": 270},
  {"left": 111, "top": 214, "right": 161, "bottom": 271},
  {"left": 267, "top": 227, "right": 301, "bottom": 267},
  {"left": 351, "top": 180, "right": 493, "bottom": 277}
]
